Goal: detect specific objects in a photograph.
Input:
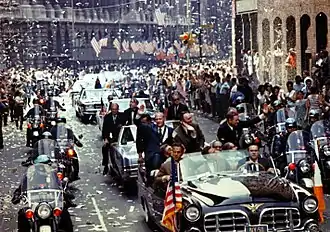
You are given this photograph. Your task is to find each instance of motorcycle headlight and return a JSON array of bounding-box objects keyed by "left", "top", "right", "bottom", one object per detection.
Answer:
[
  {"left": 51, "top": 121, "right": 56, "bottom": 125},
  {"left": 184, "top": 206, "right": 200, "bottom": 222},
  {"left": 299, "top": 159, "right": 311, "bottom": 173},
  {"left": 37, "top": 203, "right": 52, "bottom": 219},
  {"left": 324, "top": 151, "right": 330, "bottom": 156},
  {"left": 244, "top": 136, "right": 252, "bottom": 145},
  {"left": 302, "top": 197, "right": 318, "bottom": 213}
]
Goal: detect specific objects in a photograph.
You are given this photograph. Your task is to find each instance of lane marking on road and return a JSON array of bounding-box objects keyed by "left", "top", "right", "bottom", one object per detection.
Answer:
[{"left": 91, "top": 197, "right": 108, "bottom": 232}]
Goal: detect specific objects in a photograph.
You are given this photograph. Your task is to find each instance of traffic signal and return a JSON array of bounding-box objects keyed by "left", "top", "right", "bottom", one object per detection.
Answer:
[
  {"left": 179, "top": 32, "right": 190, "bottom": 45},
  {"left": 179, "top": 32, "right": 196, "bottom": 47}
]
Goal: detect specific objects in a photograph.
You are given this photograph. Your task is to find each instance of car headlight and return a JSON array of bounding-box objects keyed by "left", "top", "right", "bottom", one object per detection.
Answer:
[
  {"left": 299, "top": 159, "right": 311, "bottom": 173},
  {"left": 184, "top": 206, "right": 200, "bottom": 222},
  {"left": 303, "top": 197, "right": 318, "bottom": 213},
  {"left": 37, "top": 203, "right": 52, "bottom": 219}
]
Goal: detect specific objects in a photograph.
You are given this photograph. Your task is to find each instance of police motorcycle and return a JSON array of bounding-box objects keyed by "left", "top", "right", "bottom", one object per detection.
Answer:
[
  {"left": 54, "top": 123, "right": 81, "bottom": 182},
  {"left": 236, "top": 103, "right": 266, "bottom": 148},
  {"left": 311, "top": 120, "right": 330, "bottom": 192},
  {"left": 13, "top": 156, "right": 73, "bottom": 232},
  {"left": 23, "top": 133, "right": 66, "bottom": 178},
  {"left": 44, "top": 95, "right": 65, "bottom": 130},
  {"left": 285, "top": 130, "right": 314, "bottom": 191},
  {"left": 27, "top": 112, "right": 46, "bottom": 147}
]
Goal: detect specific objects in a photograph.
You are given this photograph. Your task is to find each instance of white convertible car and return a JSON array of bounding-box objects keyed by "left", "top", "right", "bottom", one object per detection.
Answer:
[{"left": 96, "top": 98, "right": 155, "bottom": 131}]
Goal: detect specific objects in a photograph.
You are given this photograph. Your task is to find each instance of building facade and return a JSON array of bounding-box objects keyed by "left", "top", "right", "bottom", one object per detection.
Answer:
[
  {"left": 0, "top": 0, "right": 231, "bottom": 69},
  {"left": 0, "top": 0, "right": 189, "bottom": 69},
  {"left": 234, "top": 0, "right": 330, "bottom": 85}
]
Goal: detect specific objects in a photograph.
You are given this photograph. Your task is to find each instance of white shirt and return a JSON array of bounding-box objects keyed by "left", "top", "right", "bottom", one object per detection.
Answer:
[
  {"left": 157, "top": 126, "right": 168, "bottom": 143},
  {"left": 249, "top": 159, "right": 260, "bottom": 172}
]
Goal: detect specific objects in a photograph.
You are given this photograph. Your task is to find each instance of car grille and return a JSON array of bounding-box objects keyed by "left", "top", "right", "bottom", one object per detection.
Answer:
[
  {"left": 204, "top": 210, "right": 249, "bottom": 232},
  {"left": 259, "top": 208, "right": 300, "bottom": 231}
]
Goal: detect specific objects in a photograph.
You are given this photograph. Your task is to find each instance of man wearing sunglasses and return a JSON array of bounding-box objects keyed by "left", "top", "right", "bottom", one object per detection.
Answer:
[{"left": 166, "top": 93, "right": 189, "bottom": 120}]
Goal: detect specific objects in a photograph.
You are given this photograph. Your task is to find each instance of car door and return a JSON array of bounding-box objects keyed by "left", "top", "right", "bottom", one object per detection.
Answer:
[{"left": 76, "top": 89, "right": 85, "bottom": 113}]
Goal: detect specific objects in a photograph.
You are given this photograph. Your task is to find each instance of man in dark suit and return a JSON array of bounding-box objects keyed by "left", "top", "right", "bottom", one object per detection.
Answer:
[
  {"left": 102, "top": 103, "right": 124, "bottom": 174},
  {"left": 136, "top": 112, "right": 173, "bottom": 178},
  {"left": 166, "top": 93, "right": 189, "bottom": 120},
  {"left": 123, "top": 98, "right": 139, "bottom": 125},
  {"left": 217, "top": 107, "right": 268, "bottom": 147},
  {"left": 237, "top": 144, "right": 274, "bottom": 172},
  {"left": 173, "top": 112, "right": 205, "bottom": 153}
]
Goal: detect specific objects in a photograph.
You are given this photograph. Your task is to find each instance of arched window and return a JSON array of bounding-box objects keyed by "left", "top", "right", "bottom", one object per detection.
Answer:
[{"left": 286, "top": 16, "right": 296, "bottom": 52}]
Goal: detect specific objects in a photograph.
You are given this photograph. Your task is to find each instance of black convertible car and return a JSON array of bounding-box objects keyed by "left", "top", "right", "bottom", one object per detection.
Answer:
[{"left": 137, "top": 150, "right": 320, "bottom": 232}]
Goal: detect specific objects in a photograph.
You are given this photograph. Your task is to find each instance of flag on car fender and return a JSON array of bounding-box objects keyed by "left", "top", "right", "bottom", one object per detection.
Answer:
[{"left": 161, "top": 157, "right": 183, "bottom": 231}]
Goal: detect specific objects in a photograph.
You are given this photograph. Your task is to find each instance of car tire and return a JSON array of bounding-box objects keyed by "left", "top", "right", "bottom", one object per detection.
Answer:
[{"left": 143, "top": 199, "right": 154, "bottom": 227}]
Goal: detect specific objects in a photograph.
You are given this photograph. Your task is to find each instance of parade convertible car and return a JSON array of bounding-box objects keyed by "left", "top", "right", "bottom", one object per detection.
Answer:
[
  {"left": 96, "top": 97, "right": 156, "bottom": 131},
  {"left": 137, "top": 150, "right": 320, "bottom": 232},
  {"left": 75, "top": 88, "right": 119, "bottom": 122},
  {"left": 108, "top": 121, "right": 181, "bottom": 185}
]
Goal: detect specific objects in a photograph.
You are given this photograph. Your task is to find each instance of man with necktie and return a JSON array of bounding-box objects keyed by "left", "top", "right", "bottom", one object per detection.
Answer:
[
  {"left": 237, "top": 144, "right": 274, "bottom": 173},
  {"left": 102, "top": 103, "right": 124, "bottom": 174},
  {"left": 217, "top": 107, "right": 268, "bottom": 147},
  {"left": 166, "top": 93, "right": 189, "bottom": 120},
  {"left": 136, "top": 112, "right": 173, "bottom": 181},
  {"left": 124, "top": 98, "right": 139, "bottom": 125}
]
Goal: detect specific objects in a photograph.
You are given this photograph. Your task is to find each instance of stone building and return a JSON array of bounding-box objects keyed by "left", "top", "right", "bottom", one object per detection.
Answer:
[
  {"left": 0, "top": 0, "right": 191, "bottom": 69},
  {"left": 234, "top": 0, "right": 330, "bottom": 85}
]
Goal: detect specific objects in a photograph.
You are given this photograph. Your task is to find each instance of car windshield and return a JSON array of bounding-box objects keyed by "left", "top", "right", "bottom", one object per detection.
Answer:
[
  {"left": 180, "top": 150, "right": 248, "bottom": 181},
  {"left": 120, "top": 126, "right": 137, "bottom": 145},
  {"left": 81, "top": 89, "right": 105, "bottom": 100},
  {"left": 142, "top": 99, "right": 153, "bottom": 110}
]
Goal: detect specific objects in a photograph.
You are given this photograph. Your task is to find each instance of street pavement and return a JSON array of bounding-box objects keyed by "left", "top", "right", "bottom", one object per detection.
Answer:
[{"left": 0, "top": 93, "right": 329, "bottom": 232}]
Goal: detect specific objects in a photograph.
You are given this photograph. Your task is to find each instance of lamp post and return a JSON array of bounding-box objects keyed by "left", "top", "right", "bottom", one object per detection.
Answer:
[{"left": 71, "top": 0, "right": 76, "bottom": 75}]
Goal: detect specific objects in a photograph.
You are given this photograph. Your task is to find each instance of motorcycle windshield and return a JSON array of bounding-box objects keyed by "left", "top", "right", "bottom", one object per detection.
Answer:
[
  {"left": 276, "top": 108, "right": 286, "bottom": 123},
  {"left": 237, "top": 103, "right": 255, "bottom": 121},
  {"left": 55, "top": 125, "right": 72, "bottom": 148},
  {"left": 287, "top": 130, "right": 308, "bottom": 163},
  {"left": 23, "top": 163, "right": 61, "bottom": 191},
  {"left": 34, "top": 139, "right": 59, "bottom": 161},
  {"left": 33, "top": 106, "right": 40, "bottom": 118},
  {"left": 311, "top": 120, "right": 330, "bottom": 146},
  {"left": 49, "top": 97, "right": 56, "bottom": 111}
]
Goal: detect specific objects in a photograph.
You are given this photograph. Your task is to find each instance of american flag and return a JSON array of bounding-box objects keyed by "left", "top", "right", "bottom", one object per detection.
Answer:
[
  {"left": 98, "top": 38, "right": 108, "bottom": 48},
  {"left": 91, "top": 37, "right": 101, "bottom": 57},
  {"left": 161, "top": 157, "right": 183, "bottom": 232}
]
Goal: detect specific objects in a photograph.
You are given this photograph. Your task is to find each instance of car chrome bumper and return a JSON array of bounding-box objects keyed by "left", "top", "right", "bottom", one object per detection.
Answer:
[
  {"left": 122, "top": 165, "right": 139, "bottom": 179},
  {"left": 82, "top": 110, "right": 97, "bottom": 115}
]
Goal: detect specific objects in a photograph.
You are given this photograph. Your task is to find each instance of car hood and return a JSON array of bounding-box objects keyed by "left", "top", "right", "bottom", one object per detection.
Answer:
[{"left": 183, "top": 172, "right": 296, "bottom": 207}]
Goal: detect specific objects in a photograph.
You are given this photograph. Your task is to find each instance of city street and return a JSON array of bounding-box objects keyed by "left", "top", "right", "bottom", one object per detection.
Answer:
[{"left": 0, "top": 93, "right": 330, "bottom": 232}]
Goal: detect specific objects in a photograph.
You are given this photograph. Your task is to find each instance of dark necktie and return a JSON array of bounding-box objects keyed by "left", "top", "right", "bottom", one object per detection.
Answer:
[
  {"left": 113, "top": 115, "right": 116, "bottom": 124},
  {"left": 158, "top": 127, "right": 162, "bottom": 138},
  {"left": 174, "top": 106, "right": 178, "bottom": 117},
  {"left": 251, "top": 163, "right": 256, "bottom": 172}
]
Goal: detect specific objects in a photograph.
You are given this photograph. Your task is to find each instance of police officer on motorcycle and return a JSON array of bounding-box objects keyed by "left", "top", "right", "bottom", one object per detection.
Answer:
[
  {"left": 22, "top": 132, "right": 61, "bottom": 166},
  {"left": 24, "top": 99, "right": 46, "bottom": 147},
  {"left": 50, "top": 117, "right": 83, "bottom": 180},
  {"left": 271, "top": 118, "right": 298, "bottom": 174},
  {"left": 43, "top": 90, "right": 66, "bottom": 112},
  {"left": 24, "top": 98, "right": 46, "bottom": 119},
  {"left": 303, "top": 109, "right": 320, "bottom": 133}
]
